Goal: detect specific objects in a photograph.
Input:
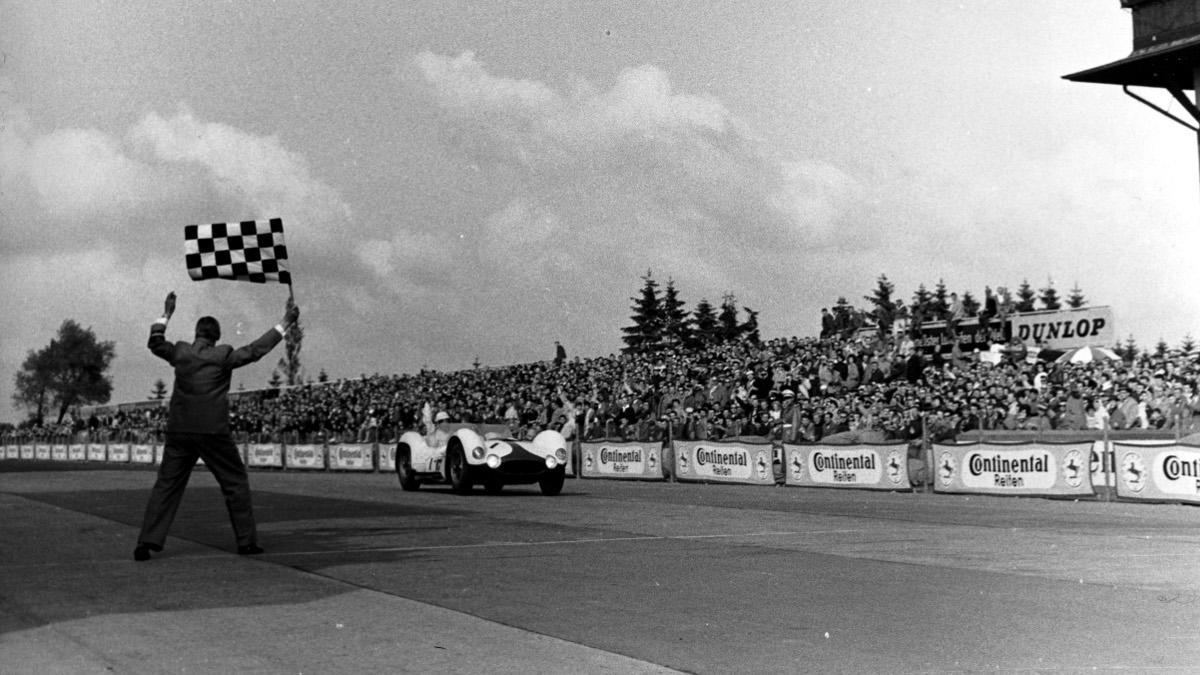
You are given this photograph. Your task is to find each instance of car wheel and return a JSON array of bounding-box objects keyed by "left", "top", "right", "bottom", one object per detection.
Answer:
[
  {"left": 396, "top": 446, "right": 420, "bottom": 491},
  {"left": 538, "top": 467, "right": 565, "bottom": 496},
  {"left": 448, "top": 446, "right": 473, "bottom": 494}
]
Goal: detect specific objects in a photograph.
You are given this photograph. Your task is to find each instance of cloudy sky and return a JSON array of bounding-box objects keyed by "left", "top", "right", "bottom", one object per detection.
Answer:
[{"left": 2, "top": 1, "right": 1197, "bottom": 423}]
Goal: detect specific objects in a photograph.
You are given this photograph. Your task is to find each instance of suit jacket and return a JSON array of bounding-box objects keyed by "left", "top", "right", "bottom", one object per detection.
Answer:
[{"left": 149, "top": 322, "right": 283, "bottom": 435}]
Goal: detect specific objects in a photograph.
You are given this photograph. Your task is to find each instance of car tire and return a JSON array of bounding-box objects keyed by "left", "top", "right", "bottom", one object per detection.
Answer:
[
  {"left": 396, "top": 446, "right": 420, "bottom": 491},
  {"left": 538, "top": 467, "right": 565, "bottom": 496},
  {"left": 448, "top": 446, "right": 473, "bottom": 494}
]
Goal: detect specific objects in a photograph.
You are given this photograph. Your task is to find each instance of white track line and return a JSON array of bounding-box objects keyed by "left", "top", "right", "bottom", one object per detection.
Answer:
[{"left": 271, "top": 528, "right": 867, "bottom": 557}]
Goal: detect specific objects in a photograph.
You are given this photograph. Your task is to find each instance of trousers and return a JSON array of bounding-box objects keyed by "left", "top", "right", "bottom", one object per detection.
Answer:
[{"left": 138, "top": 432, "right": 257, "bottom": 549}]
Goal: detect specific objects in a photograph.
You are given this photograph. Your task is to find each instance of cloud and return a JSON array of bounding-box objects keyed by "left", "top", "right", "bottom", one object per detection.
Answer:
[
  {"left": 130, "top": 110, "right": 352, "bottom": 243},
  {"left": 407, "top": 51, "right": 1199, "bottom": 351},
  {"left": 409, "top": 51, "right": 844, "bottom": 271},
  {"left": 0, "top": 107, "right": 359, "bottom": 422}
]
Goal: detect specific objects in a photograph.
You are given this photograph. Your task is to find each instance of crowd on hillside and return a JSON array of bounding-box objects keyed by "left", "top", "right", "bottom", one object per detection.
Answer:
[{"left": 13, "top": 327, "right": 1200, "bottom": 446}]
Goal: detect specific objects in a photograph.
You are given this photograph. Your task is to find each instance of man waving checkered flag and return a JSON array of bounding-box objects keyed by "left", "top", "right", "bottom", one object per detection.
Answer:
[{"left": 185, "top": 218, "right": 291, "bottom": 285}]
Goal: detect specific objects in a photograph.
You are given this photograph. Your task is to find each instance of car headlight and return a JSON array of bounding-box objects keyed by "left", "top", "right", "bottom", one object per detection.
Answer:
[
  {"left": 486, "top": 454, "right": 501, "bottom": 469},
  {"left": 555, "top": 448, "right": 568, "bottom": 463},
  {"left": 471, "top": 446, "right": 485, "bottom": 460},
  {"left": 545, "top": 455, "right": 557, "bottom": 469}
]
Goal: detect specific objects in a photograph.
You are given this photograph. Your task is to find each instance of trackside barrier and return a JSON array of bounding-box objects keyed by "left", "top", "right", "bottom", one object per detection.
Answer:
[
  {"left": 87, "top": 442, "right": 107, "bottom": 462},
  {"left": 4, "top": 444, "right": 18, "bottom": 460},
  {"left": 327, "top": 443, "right": 375, "bottom": 471},
  {"left": 68, "top": 444, "right": 86, "bottom": 461},
  {"left": 107, "top": 443, "right": 130, "bottom": 463},
  {"left": 674, "top": 439, "right": 775, "bottom": 485},
  {"left": 579, "top": 440, "right": 665, "bottom": 480},
  {"left": 783, "top": 442, "right": 911, "bottom": 490},
  {"left": 131, "top": 444, "right": 156, "bottom": 464},
  {"left": 1112, "top": 441, "right": 1200, "bottom": 504},
  {"left": 246, "top": 443, "right": 283, "bottom": 468},
  {"left": 378, "top": 443, "right": 396, "bottom": 472},
  {"left": 51, "top": 444, "right": 68, "bottom": 461},
  {"left": 933, "top": 442, "right": 1094, "bottom": 497},
  {"left": 36, "top": 444, "right": 51, "bottom": 461},
  {"left": 285, "top": 444, "right": 326, "bottom": 470}
]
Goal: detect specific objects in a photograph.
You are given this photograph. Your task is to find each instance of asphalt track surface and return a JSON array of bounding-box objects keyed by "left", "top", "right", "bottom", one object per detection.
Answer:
[{"left": 2, "top": 461, "right": 1199, "bottom": 673}]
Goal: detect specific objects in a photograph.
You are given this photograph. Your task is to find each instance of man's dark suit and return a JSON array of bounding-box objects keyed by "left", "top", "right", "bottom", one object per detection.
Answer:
[{"left": 137, "top": 320, "right": 283, "bottom": 552}]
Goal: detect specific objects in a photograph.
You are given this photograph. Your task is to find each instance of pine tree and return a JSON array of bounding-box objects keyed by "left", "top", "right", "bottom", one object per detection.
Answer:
[
  {"left": 277, "top": 296, "right": 304, "bottom": 386},
  {"left": 1039, "top": 277, "right": 1062, "bottom": 311},
  {"left": 1066, "top": 284, "right": 1086, "bottom": 309},
  {"left": 1124, "top": 334, "right": 1139, "bottom": 362},
  {"left": 690, "top": 298, "right": 719, "bottom": 348},
  {"left": 267, "top": 370, "right": 283, "bottom": 388},
  {"left": 661, "top": 278, "right": 692, "bottom": 348},
  {"left": 1155, "top": 338, "right": 1169, "bottom": 358},
  {"left": 961, "top": 290, "right": 980, "bottom": 317},
  {"left": 621, "top": 270, "right": 664, "bottom": 354},
  {"left": 931, "top": 279, "right": 950, "bottom": 320},
  {"left": 1015, "top": 279, "right": 1037, "bottom": 312},
  {"left": 1181, "top": 334, "right": 1196, "bottom": 355},
  {"left": 318, "top": 368, "right": 329, "bottom": 383},
  {"left": 864, "top": 274, "right": 902, "bottom": 336},
  {"left": 149, "top": 379, "right": 168, "bottom": 400},
  {"left": 910, "top": 284, "right": 934, "bottom": 324}
]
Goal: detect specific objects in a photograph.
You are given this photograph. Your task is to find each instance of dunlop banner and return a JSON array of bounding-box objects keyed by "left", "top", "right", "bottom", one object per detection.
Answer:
[
  {"left": 328, "top": 443, "right": 375, "bottom": 471},
  {"left": 784, "top": 443, "right": 910, "bottom": 490},
  {"left": 580, "top": 441, "right": 664, "bottom": 480},
  {"left": 68, "top": 444, "right": 86, "bottom": 461},
  {"left": 107, "top": 444, "right": 130, "bottom": 463},
  {"left": 1010, "top": 306, "right": 1113, "bottom": 351},
  {"left": 5, "top": 445, "right": 18, "bottom": 459},
  {"left": 674, "top": 440, "right": 774, "bottom": 485},
  {"left": 87, "top": 443, "right": 107, "bottom": 462},
  {"left": 285, "top": 443, "right": 325, "bottom": 470},
  {"left": 130, "top": 444, "right": 155, "bottom": 464},
  {"left": 20, "top": 444, "right": 36, "bottom": 460},
  {"left": 35, "top": 444, "right": 51, "bottom": 460},
  {"left": 51, "top": 444, "right": 67, "bottom": 461},
  {"left": 246, "top": 443, "right": 283, "bottom": 468},
  {"left": 1113, "top": 442, "right": 1200, "bottom": 504},
  {"left": 934, "top": 442, "right": 1093, "bottom": 496}
]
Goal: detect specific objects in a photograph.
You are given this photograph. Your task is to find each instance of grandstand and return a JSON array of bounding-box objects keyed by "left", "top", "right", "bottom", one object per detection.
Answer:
[{"left": 11, "top": 305, "right": 1198, "bottom": 452}]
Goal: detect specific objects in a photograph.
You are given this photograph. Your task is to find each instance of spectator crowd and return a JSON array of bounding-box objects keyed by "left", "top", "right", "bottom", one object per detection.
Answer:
[{"left": 15, "top": 326, "right": 1200, "bottom": 448}]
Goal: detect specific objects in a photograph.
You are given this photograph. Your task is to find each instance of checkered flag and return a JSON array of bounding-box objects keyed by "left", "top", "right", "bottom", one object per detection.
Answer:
[{"left": 184, "top": 219, "right": 291, "bottom": 285}]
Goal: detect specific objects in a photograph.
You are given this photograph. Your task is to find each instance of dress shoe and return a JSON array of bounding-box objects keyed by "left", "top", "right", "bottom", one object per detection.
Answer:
[
  {"left": 237, "top": 544, "right": 264, "bottom": 555},
  {"left": 133, "top": 544, "right": 152, "bottom": 561}
]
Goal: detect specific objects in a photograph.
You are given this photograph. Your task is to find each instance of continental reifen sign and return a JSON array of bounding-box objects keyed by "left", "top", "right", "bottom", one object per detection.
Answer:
[
  {"left": 580, "top": 441, "right": 664, "bottom": 480},
  {"left": 674, "top": 441, "right": 774, "bottom": 485},
  {"left": 934, "top": 442, "right": 1094, "bottom": 496},
  {"left": 1114, "top": 443, "right": 1200, "bottom": 504},
  {"left": 784, "top": 443, "right": 910, "bottom": 490}
]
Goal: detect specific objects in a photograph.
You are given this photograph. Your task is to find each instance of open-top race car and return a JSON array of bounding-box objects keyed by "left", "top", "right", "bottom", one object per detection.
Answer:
[{"left": 395, "top": 424, "right": 568, "bottom": 495}]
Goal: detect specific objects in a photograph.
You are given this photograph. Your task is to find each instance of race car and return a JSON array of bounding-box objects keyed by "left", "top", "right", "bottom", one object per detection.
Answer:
[{"left": 395, "top": 424, "right": 568, "bottom": 496}]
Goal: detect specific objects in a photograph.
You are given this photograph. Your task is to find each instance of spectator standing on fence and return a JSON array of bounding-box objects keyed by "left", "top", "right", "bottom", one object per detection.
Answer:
[
  {"left": 554, "top": 341, "right": 566, "bottom": 367},
  {"left": 947, "top": 292, "right": 965, "bottom": 334},
  {"left": 820, "top": 308, "right": 835, "bottom": 339},
  {"left": 134, "top": 291, "right": 298, "bottom": 562}
]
